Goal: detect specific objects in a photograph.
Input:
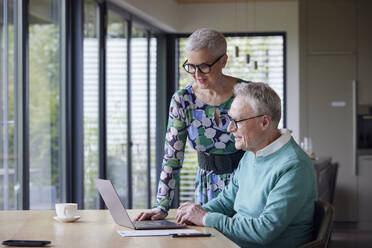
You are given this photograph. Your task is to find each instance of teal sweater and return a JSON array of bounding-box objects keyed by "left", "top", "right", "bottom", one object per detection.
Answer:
[{"left": 203, "top": 138, "right": 317, "bottom": 248}]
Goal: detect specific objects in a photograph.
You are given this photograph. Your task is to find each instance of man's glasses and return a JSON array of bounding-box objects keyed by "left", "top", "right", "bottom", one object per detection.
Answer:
[
  {"left": 227, "top": 114, "right": 265, "bottom": 130},
  {"left": 183, "top": 54, "right": 225, "bottom": 74}
]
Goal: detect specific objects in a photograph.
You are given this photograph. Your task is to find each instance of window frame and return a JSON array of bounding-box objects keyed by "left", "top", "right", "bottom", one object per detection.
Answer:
[{"left": 92, "top": 1, "right": 166, "bottom": 209}]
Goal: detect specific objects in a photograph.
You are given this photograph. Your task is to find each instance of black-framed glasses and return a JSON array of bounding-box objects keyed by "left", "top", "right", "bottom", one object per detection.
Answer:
[
  {"left": 182, "top": 54, "right": 225, "bottom": 74},
  {"left": 227, "top": 114, "right": 265, "bottom": 129}
]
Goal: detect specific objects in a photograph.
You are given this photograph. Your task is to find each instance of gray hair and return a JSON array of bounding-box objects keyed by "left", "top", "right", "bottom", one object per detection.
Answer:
[
  {"left": 185, "top": 28, "right": 227, "bottom": 57},
  {"left": 234, "top": 82, "right": 282, "bottom": 128}
]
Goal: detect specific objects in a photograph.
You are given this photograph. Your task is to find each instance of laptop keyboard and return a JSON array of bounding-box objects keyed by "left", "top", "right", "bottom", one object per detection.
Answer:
[
  {"left": 133, "top": 220, "right": 184, "bottom": 229},
  {"left": 134, "top": 220, "right": 167, "bottom": 228}
]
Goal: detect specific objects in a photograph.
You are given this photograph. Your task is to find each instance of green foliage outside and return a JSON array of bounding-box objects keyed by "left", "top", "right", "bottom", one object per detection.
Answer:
[
  {"left": 83, "top": 118, "right": 99, "bottom": 209},
  {"left": 29, "top": 23, "right": 61, "bottom": 207},
  {"left": 0, "top": 23, "right": 16, "bottom": 209},
  {"left": 1, "top": 20, "right": 64, "bottom": 209}
]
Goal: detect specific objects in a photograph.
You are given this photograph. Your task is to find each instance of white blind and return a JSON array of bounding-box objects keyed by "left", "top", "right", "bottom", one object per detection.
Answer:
[
  {"left": 150, "top": 37, "right": 157, "bottom": 206},
  {"left": 83, "top": 38, "right": 99, "bottom": 209},
  {"left": 131, "top": 35, "right": 148, "bottom": 209},
  {"left": 85, "top": 35, "right": 157, "bottom": 209},
  {"left": 106, "top": 35, "right": 128, "bottom": 202}
]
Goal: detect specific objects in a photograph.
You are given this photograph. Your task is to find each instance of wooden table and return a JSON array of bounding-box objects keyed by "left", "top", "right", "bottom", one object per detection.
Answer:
[{"left": 0, "top": 209, "right": 238, "bottom": 248}]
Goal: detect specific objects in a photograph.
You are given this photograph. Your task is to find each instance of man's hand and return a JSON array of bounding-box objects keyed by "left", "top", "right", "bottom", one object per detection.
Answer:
[
  {"left": 134, "top": 209, "right": 165, "bottom": 221},
  {"left": 176, "top": 202, "right": 207, "bottom": 226}
]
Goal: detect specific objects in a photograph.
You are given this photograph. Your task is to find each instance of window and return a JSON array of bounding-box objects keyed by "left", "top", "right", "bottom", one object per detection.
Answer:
[
  {"left": 149, "top": 35, "right": 157, "bottom": 206},
  {"left": 130, "top": 26, "right": 158, "bottom": 209},
  {"left": 0, "top": 0, "right": 17, "bottom": 210},
  {"left": 177, "top": 34, "right": 286, "bottom": 204},
  {"left": 106, "top": 9, "right": 128, "bottom": 205},
  {"left": 1, "top": 0, "right": 65, "bottom": 210},
  {"left": 102, "top": 8, "right": 160, "bottom": 209},
  {"left": 1, "top": 0, "right": 164, "bottom": 210},
  {"left": 81, "top": 3, "right": 163, "bottom": 210},
  {"left": 131, "top": 25, "right": 148, "bottom": 208},
  {"left": 83, "top": 0, "right": 99, "bottom": 209},
  {"left": 29, "top": 0, "right": 62, "bottom": 209}
]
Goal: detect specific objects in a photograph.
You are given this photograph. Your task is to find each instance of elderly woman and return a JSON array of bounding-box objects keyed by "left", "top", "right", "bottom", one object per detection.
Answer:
[{"left": 135, "top": 28, "right": 248, "bottom": 221}]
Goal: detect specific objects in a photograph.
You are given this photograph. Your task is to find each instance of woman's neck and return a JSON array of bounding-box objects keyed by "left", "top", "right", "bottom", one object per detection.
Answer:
[{"left": 193, "top": 75, "right": 237, "bottom": 106}]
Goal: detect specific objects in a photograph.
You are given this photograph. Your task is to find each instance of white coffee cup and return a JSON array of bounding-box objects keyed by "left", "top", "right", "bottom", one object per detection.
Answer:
[{"left": 55, "top": 203, "right": 78, "bottom": 219}]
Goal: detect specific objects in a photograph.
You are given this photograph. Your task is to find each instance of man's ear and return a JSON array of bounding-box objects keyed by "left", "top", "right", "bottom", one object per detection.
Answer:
[
  {"left": 221, "top": 54, "right": 228, "bottom": 68},
  {"left": 261, "top": 115, "right": 271, "bottom": 130}
]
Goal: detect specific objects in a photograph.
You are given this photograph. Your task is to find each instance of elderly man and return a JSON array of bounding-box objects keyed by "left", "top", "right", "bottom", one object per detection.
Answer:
[{"left": 176, "top": 82, "right": 317, "bottom": 248}]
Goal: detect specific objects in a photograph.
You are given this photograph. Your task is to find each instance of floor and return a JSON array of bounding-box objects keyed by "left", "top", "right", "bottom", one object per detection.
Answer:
[{"left": 329, "top": 222, "right": 372, "bottom": 248}]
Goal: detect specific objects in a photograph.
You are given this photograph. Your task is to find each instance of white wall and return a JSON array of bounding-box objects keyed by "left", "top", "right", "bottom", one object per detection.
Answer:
[
  {"left": 111, "top": 0, "right": 300, "bottom": 140},
  {"left": 110, "top": 0, "right": 180, "bottom": 32}
]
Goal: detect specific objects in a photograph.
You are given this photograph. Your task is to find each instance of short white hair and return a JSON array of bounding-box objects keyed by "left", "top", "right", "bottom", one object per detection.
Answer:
[
  {"left": 234, "top": 82, "right": 282, "bottom": 128},
  {"left": 185, "top": 28, "right": 226, "bottom": 58}
]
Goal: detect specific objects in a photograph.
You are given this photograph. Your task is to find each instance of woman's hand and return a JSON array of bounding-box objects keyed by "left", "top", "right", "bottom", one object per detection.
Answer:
[
  {"left": 134, "top": 209, "right": 165, "bottom": 221},
  {"left": 176, "top": 202, "right": 207, "bottom": 226}
]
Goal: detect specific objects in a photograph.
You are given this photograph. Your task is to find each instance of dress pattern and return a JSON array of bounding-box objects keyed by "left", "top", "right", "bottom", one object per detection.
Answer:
[{"left": 154, "top": 80, "right": 245, "bottom": 213}]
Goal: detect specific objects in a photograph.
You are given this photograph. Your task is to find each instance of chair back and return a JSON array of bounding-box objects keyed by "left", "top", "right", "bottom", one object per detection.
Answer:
[
  {"left": 315, "top": 161, "right": 338, "bottom": 204},
  {"left": 329, "top": 163, "right": 338, "bottom": 204},
  {"left": 298, "top": 200, "right": 334, "bottom": 248}
]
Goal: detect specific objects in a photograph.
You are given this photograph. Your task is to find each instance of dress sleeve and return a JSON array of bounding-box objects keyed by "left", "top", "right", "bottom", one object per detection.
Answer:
[{"left": 153, "top": 92, "right": 188, "bottom": 213}]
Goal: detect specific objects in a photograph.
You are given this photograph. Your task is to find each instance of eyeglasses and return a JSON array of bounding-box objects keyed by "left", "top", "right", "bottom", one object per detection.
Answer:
[
  {"left": 182, "top": 54, "right": 225, "bottom": 74},
  {"left": 227, "top": 114, "right": 265, "bottom": 130}
]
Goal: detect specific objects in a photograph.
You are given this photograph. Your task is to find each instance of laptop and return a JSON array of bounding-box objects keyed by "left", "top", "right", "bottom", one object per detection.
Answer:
[{"left": 94, "top": 178, "right": 186, "bottom": 230}]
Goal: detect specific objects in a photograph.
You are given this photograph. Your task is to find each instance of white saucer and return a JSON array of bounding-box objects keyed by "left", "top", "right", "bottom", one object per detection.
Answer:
[{"left": 53, "top": 215, "right": 80, "bottom": 223}]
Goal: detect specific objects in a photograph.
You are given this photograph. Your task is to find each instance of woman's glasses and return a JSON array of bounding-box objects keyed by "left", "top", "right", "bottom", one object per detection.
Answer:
[{"left": 183, "top": 54, "right": 225, "bottom": 74}]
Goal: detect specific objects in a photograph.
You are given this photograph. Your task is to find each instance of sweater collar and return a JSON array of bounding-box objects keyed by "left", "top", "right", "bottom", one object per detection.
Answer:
[{"left": 255, "top": 129, "right": 291, "bottom": 158}]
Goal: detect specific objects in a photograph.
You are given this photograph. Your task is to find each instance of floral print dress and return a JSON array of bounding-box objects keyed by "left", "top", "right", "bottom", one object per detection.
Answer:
[{"left": 154, "top": 81, "right": 245, "bottom": 214}]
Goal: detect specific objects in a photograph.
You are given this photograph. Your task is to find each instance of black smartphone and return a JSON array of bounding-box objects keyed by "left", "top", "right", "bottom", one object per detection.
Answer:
[
  {"left": 170, "top": 233, "right": 211, "bottom": 238},
  {"left": 2, "top": 240, "right": 51, "bottom": 247}
]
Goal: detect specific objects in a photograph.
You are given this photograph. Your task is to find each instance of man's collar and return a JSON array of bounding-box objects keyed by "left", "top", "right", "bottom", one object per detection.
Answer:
[{"left": 255, "top": 129, "right": 291, "bottom": 158}]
